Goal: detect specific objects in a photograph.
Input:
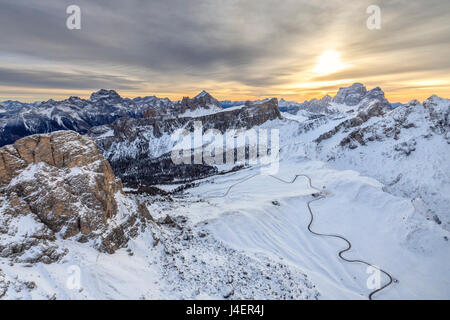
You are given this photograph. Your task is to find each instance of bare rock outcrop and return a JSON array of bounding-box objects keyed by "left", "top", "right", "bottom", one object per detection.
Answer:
[
  {"left": 333, "top": 83, "right": 367, "bottom": 106},
  {"left": 178, "top": 91, "right": 222, "bottom": 115},
  {"left": 315, "top": 102, "right": 386, "bottom": 145},
  {"left": 0, "top": 131, "right": 152, "bottom": 263}
]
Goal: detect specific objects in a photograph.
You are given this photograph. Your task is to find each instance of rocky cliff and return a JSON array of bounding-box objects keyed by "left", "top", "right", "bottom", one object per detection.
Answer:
[
  {"left": 91, "top": 98, "right": 281, "bottom": 186},
  {"left": 0, "top": 131, "right": 152, "bottom": 263}
]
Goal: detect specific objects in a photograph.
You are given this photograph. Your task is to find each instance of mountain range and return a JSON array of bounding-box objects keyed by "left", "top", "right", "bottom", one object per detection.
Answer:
[{"left": 0, "top": 83, "right": 448, "bottom": 299}]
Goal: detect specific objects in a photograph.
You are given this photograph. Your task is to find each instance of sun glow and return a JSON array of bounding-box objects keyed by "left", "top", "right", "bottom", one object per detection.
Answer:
[{"left": 313, "top": 50, "right": 346, "bottom": 75}]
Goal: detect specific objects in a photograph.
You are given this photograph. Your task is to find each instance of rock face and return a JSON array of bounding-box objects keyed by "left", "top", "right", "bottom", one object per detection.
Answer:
[
  {"left": 332, "top": 83, "right": 367, "bottom": 106},
  {"left": 178, "top": 91, "right": 222, "bottom": 115},
  {"left": 423, "top": 95, "right": 449, "bottom": 136},
  {"left": 91, "top": 98, "right": 281, "bottom": 186},
  {"left": 299, "top": 95, "right": 333, "bottom": 114},
  {"left": 315, "top": 101, "right": 386, "bottom": 144},
  {"left": 355, "top": 87, "right": 392, "bottom": 111},
  {"left": 0, "top": 131, "right": 152, "bottom": 263}
]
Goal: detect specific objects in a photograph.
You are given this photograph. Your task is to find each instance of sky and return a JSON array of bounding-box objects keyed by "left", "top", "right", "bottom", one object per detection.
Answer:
[{"left": 0, "top": 0, "right": 449, "bottom": 103}]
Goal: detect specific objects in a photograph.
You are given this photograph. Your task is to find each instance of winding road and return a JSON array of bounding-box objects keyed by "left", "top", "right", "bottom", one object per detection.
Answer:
[{"left": 204, "top": 172, "right": 394, "bottom": 300}]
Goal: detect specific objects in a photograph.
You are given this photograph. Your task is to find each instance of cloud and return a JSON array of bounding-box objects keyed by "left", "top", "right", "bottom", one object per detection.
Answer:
[
  {"left": 0, "top": 0, "right": 449, "bottom": 101},
  {"left": 0, "top": 67, "right": 144, "bottom": 90}
]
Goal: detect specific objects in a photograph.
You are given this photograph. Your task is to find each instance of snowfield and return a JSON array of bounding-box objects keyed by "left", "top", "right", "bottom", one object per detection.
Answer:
[
  {"left": 179, "top": 160, "right": 450, "bottom": 299},
  {"left": 1, "top": 159, "right": 448, "bottom": 299}
]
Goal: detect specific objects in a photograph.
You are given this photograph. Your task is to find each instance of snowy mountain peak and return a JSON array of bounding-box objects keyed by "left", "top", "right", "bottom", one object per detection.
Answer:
[
  {"left": 357, "top": 86, "right": 391, "bottom": 110},
  {"left": 405, "top": 99, "right": 422, "bottom": 107},
  {"left": 195, "top": 90, "right": 212, "bottom": 99},
  {"left": 175, "top": 91, "right": 222, "bottom": 117},
  {"left": 0, "top": 100, "right": 26, "bottom": 110},
  {"left": 333, "top": 83, "right": 368, "bottom": 106},
  {"left": 90, "top": 89, "right": 121, "bottom": 102},
  {"left": 364, "top": 87, "right": 386, "bottom": 101},
  {"left": 425, "top": 94, "right": 449, "bottom": 105},
  {"left": 68, "top": 96, "right": 82, "bottom": 101},
  {"left": 276, "top": 83, "right": 394, "bottom": 120}
]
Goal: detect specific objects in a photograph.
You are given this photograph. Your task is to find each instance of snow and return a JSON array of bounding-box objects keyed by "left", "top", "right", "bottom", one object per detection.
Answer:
[
  {"left": 106, "top": 130, "right": 174, "bottom": 161},
  {"left": 0, "top": 186, "right": 319, "bottom": 299},
  {"left": 179, "top": 104, "right": 223, "bottom": 118},
  {"left": 301, "top": 99, "right": 450, "bottom": 230},
  {"left": 1, "top": 91, "right": 449, "bottom": 300},
  {"left": 282, "top": 112, "right": 309, "bottom": 123},
  {"left": 94, "top": 129, "right": 114, "bottom": 138},
  {"left": 327, "top": 102, "right": 355, "bottom": 114},
  {"left": 1, "top": 214, "right": 44, "bottom": 245},
  {"left": 176, "top": 160, "right": 450, "bottom": 299},
  {"left": 3, "top": 155, "right": 445, "bottom": 299},
  {"left": 195, "top": 91, "right": 210, "bottom": 99},
  {"left": 9, "top": 163, "right": 43, "bottom": 184},
  {"left": 216, "top": 104, "right": 246, "bottom": 113}
]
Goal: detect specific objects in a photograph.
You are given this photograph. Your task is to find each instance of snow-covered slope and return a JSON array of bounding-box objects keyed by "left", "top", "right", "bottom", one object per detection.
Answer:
[
  {"left": 179, "top": 160, "right": 449, "bottom": 299},
  {"left": 3, "top": 157, "right": 447, "bottom": 299},
  {"left": 1, "top": 84, "right": 448, "bottom": 300},
  {"left": 303, "top": 95, "right": 450, "bottom": 230}
]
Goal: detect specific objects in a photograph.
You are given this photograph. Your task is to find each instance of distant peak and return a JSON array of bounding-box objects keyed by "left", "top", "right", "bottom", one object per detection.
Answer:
[
  {"left": 425, "top": 94, "right": 445, "bottom": 103},
  {"left": 194, "top": 90, "right": 211, "bottom": 99},
  {"left": 191, "top": 90, "right": 220, "bottom": 106},
  {"left": 333, "top": 83, "right": 367, "bottom": 106},
  {"left": 90, "top": 89, "right": 121, "bottom": 101},
  {"left": 338, "top": 83, "right": 366, "bottom": 91},
  {"left": 407, "top": 99, "right": 422, "bottom": 107}
]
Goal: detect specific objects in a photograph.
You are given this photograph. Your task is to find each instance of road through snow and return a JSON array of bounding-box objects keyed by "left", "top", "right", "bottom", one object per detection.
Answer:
[{"left": 205, "top": 172, "right": 394, "bottom": 299}]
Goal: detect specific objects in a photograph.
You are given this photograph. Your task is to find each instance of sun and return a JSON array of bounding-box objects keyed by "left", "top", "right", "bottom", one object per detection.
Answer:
[{"left": 313, "top": 50, "right": 346, "bottom": 75}]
